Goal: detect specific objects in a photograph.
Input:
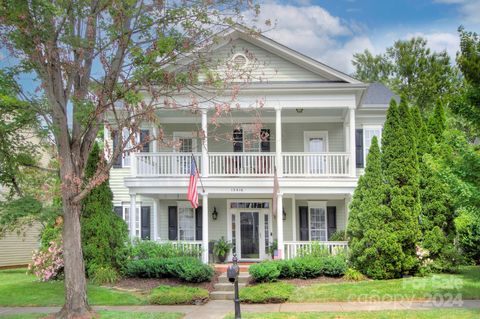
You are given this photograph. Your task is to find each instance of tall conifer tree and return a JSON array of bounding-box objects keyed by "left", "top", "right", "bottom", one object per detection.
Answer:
[
  {"left": 382, "top": 99, "right": 421, "bottom": 276},
  {"left": 81, "top": 143, "right": 128, "bottom": 275},
  {"left": 348, "top": 137, "right": 403, "bottom": 279}
]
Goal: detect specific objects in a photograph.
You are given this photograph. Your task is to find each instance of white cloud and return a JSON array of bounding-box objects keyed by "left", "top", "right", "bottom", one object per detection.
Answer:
[
  {"left": 253, "top": 2, "right": 371, "bottom": 73},
  {"left": 434, "top": 0, "right": 480, "bottom": 24}
]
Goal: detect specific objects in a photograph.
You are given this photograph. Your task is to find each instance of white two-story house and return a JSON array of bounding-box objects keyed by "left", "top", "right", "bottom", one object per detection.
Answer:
[{"left": 106, "top": 29, "right": 396, "bottom": 264}]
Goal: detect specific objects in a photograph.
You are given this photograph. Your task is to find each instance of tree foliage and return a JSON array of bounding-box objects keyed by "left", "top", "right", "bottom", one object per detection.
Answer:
[
  {"left": 0, "top": 0, "right": 263, "bottom": 317},
  {"left": 352, "top": 37, "right": 459, "bottom": 112},
  {"left": 452, "top": 27, "right": 480, "bottom": 132},
  {"left": 347, "top": 137, "right": 402, "bottom": 279},
  {"left": 81, "top": 143, "right": 128, "bottom": 275}
]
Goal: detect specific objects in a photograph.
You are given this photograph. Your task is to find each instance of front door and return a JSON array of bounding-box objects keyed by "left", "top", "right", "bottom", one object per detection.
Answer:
[
  {"left": 228, "top": 201, "right": 272, "bottom": 261},
  {"left": 304, "top": 131, "right": 328, "bottom": 174},
  {"left": 240, "top": 212, "right": 260, "bottom": 259}
]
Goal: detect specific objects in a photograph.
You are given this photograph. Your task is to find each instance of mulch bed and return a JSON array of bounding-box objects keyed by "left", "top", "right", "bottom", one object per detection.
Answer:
[{"left": 106, "top": 270, "right": 221, "bottom": 293}]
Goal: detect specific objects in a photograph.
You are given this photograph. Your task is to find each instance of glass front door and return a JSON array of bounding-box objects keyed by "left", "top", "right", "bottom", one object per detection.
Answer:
[{"left": 240, "top": 212, "right": 260, "bottom": 259}]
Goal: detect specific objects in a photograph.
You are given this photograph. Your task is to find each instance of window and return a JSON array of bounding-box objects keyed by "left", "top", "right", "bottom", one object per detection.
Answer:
[
  {"left": 242, "top": 124, "right": 261, "bottom": 152},
  {"left": 122, "top": 206, "right": 140, "bottom": 237},
  {"left": 308, "top": 201, "right": 327, "bottom": 241},
  {"left": 363, "top": 126, "right": 382, "bottom": 163},
  {"left": 178, "top": 204, "right": 195, "bottom": 241}
]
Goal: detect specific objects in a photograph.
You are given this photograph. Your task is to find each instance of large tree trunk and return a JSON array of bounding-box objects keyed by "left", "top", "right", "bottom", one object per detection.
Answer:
[{"left": 56, "top": 198, "right": 94, "bottom": 319}]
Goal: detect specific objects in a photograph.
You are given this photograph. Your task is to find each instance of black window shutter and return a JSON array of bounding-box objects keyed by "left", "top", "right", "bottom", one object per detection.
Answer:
[
  {"left": 112, "top": 130, "right": 122, "bottom": 168},
  {"left": 299, "top": 206, "right": 309, "bottom": 241},
  {"left": 195, "top": 206, "right": 203, "bottom": 241},
  {"left": 233, "top": 129, "right": 243, "bottom": 152},
  {"left": 141, "top": 206, "right": 151, "bottom": 240},
  {"left": 168, "top": 206, "right": 178, "bottom": 240},
  {"left": 260, "top": 129, "right": 270, "bottom": 152},
  {"left": 355, "top": 129, "right": 364, "bottom": 168},
  {"left": 140, "top": 129, "right": 150, "bottom": 152},
  {"left": 114, "top": 206, "right": 123, "bottom": 219},
  {"left": 327, "top": 206, "right": 337, "bottom": 240}
]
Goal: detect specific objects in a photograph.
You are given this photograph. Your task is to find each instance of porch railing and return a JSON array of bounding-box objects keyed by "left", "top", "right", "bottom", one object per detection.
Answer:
[
  {"left": 284, "top": 241, "right": 348, "bottom": 259},
  {"left": 282, "top": 153, "right": 350, "bottom": 176},
  {"left": 134, "top": 153, "right": 201, "bottom": 176},
  {"left": 132, "top": 152, "right": 351, "bottom": 177},
  {"left": 156, "top": 240, "right": 203, "bottom": 258},
  {"left": 209, "top": 152, "right": 275, "bottom": 176}
]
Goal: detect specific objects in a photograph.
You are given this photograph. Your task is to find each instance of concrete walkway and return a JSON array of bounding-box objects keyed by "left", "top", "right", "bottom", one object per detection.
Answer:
[{"left": 0, "top": 300, "right": 479, "bottom": 318}]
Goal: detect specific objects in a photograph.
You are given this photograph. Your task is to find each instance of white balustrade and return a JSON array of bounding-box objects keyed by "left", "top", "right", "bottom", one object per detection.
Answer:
[
  {"left": 134, "top": 153, "right": 201, "bottom": 176},
  {"left": 282, "top": 153, "right": 350, "bottom": 176},
  {"left": 284, "top": 241, "right": 348, "bottom": 259},
  {"left": 133, "top": 152, "right": 350, "bottom": 177},
  {"left": 209, "top": 152, "right": 275, "bottom": 176},
  {"left": 156, "top": 240, "right": 203, "bottom": 258}
]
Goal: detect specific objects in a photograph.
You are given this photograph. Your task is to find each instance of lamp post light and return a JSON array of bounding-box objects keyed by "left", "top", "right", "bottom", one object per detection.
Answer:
[{"left": 227, "top": 253, "right": 241, "bottom": 319}]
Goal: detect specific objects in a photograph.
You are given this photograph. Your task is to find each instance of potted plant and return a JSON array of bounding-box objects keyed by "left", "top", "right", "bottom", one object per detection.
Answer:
[
  {"left": 268, "top": 240, "right": 278, "bottom": 259},
  {"left": 213, "top": 237, "right": 232, "bottom": 263}
]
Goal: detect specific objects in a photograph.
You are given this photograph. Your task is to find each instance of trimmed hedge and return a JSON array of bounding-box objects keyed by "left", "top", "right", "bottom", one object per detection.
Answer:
[
  {"left": 239, "top": 282, "right": 295, "bottom": 303},
  {"left": 130, "top": 240, "right": 202, "bottom": 259},
  {"left": 125, "top": 257, "right": 213, "bottom": 282},
  {"left": 149, "top": 285, "right": 209, "bottom": 305},
  {"left": 249, "top": 255, "right": 347, "bottom": 282}
]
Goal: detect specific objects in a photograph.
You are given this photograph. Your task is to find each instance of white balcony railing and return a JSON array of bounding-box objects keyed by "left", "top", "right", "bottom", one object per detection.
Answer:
[
  {"left": 156, "top": 240, "right": 203, "bottom": 258},
  {"left": 135, "top": 153, "right": 201, "bottom": 176},
  {"left": 282, "top": 153, "right": 350, "bottom": 176},
  {"left": 133, "top": 152, "right": 351, "bottom": 177},
  {"left": 284, "top": 241, "right": 348, "bottom": 259},
  {"left": 209, "top": 152, "right": 275, "bottom": 176}
]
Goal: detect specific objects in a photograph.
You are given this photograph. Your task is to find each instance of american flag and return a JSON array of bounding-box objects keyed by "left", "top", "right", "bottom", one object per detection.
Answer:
[{"left": 187, "top": 156, "right": 199, "bottom": 209}]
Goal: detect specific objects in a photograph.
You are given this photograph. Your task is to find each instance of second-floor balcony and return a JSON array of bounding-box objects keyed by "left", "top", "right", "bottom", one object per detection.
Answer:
[{"left": 132, "top": 152, "right": 352, "bottom": 178}]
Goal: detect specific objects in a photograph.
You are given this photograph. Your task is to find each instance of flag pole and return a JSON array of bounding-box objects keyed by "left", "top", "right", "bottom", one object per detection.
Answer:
[{"left": 191, "top": 153, "right": 205, "bottom": 193}]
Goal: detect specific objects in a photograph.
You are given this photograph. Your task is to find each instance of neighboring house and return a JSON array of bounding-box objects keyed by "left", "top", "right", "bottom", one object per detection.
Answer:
[
  {"left": 0, "top": 133, "right": 51, "bottom": 268},
  {"left": 106, "top": 29, "right": 397, "bottom": 264}
]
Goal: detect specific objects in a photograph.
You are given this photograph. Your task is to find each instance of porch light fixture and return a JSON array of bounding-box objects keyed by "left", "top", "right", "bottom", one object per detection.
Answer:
[
  {"left": 296, "top": 108, "right": 303, "bottom": 113},
  {"left": 212, "top": 207, "right": 218, "bottom": 220},
  {"left": 283, "top": 208, "right": 287, "bottom": 221}
]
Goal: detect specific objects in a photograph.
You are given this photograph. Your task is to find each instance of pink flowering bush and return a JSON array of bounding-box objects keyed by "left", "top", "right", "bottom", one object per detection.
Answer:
[{"left": 28, "top": 240, "right": 64, "bottom": 281}]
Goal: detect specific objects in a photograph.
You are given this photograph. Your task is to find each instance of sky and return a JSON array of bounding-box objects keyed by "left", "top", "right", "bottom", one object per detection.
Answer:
[
  {"left": 2, "top": 0, "right": 479, "bottom": 92},
  {"left": 255, "top": 0, "right": 480, "bottom": 73}
]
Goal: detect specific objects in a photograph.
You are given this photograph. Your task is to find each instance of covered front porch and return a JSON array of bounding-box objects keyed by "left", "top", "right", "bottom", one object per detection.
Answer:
[{"left": 116, "top": 193, "right": 351, "bottom": 263}]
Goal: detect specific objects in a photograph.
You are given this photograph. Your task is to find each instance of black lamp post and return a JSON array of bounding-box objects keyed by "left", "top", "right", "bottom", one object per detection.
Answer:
[
  {"left": 212, "top": 206, "right": 218, "bottom": 220},
  {"left": 227, "top": 254, "right": 241, "bottom": 319}
]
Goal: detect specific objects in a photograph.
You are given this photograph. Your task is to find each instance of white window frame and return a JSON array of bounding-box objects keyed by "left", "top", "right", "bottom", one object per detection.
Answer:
[
  {"left": 303, "top": 131, "right": 329, "bottom": 153},
  {"left": 173, "top": 132, "right": 198, "bottom": 153},
  {"left": 121, "top": 203, "right": 153, "bottom": 239},
  {"left": 121, "top": 128, "right": 140, "bottom": 168},
  {"left": 363, "top": 125, "right": 383, "bottom": 164},
  {"left": 241, "top": 124, "right": 262, "bottom": 153},
  {"left": 307, "top": 201, "right": 327, "bottom": 242},
  {"left": 177, "top": 201, "right": 196, "bottom": 241}
]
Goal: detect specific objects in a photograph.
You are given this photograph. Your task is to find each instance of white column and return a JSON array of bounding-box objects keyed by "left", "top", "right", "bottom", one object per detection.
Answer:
[
  {"left": 129, "top": 194, "right": 137, "bottom": 240},
  {"left": 276, "top": 193, "right": 284, "bottom": 259},
  {"left": 349, "top": 107, "right": 356, "bottom": 177},
  {"left": 275, "top": 107, "right": 283, "bottom": 176},
  {"left": 201, "top": 109, "right": 209, "bottom": 177},
  {"left": 344, "top": 193, "right": 352, "bottom": 232},
  {"left": 151, "top": 124, "right": 157, "bottom": 152},
  {"left": 202, "top": 194, "right": 209, "bottom": 264},
  {"left": 153, "top": 199, "right": 158, "bottom": 241},
  {"left": 291, "top": 195, "right": 296, "bottom": 241}
]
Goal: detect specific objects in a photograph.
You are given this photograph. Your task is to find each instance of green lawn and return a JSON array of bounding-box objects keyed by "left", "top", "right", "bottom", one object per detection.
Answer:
[
  {"left": 0, "top": 269, "right": 146, "bottom": 306},
  {"left": 0, "top": 311, "right": 183, "bottom": 319},
  {"left": 225, "top": 309, "right": 480, "bottom": 319},
  {"left": 289, "top": 266, "right": 480, "bottom": 302}
]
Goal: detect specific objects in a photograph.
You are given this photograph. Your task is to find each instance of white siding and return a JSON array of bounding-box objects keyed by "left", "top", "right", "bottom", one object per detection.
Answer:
[
  {"left": 205, "top": 39, "right": 329, "bottom": 82},
  {"left": 0, "top": 223, "right": 41, "bottom": 267}
]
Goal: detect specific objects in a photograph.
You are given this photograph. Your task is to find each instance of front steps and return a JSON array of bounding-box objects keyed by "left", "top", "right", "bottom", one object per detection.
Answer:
[{"left": 210, "top": 271, "right": 251, "bottom": 300}]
